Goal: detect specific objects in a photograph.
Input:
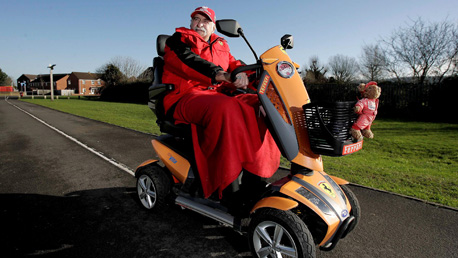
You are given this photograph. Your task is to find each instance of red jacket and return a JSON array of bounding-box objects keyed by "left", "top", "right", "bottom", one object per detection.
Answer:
[
  {"left": 353, "top": 98, "right": 379, "bottom": 130},
  {"left": 162, "top": 27, "right": 242, "bottom": 112}
]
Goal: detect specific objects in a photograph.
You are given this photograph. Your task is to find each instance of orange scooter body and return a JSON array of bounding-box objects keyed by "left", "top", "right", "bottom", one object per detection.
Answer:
[
  {"left": 258, "top": 45, "right": 323, "bottom": 170},
  {"left": 242, "top": 45, "right": 355, "bottom": 247}
]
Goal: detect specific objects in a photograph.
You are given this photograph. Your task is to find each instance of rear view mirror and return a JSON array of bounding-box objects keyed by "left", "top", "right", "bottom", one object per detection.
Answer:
[
  {"left": 281, "top": 34, "right": 294, "bottom": 49},
  {"left": 216, "top": 19, "right": 242, "bottom": 38}
]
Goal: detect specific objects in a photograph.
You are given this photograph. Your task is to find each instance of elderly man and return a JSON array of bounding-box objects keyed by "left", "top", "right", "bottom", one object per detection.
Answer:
[{"left": 162, "top": 6, "right": 280, "bottom": 199}]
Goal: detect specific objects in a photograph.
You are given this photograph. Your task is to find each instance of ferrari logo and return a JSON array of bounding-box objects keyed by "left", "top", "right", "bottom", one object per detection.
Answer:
[{"left": 319, "top": 182, "right": 336, "bottom": 198}]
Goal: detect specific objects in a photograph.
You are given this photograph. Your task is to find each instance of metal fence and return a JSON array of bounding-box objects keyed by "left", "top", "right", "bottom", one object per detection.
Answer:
[{"left": 305, "top": 78, "right": 458, "bottom": 123}]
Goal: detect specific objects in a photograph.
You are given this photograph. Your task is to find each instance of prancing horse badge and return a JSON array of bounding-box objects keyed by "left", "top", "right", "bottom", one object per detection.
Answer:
[{"left": 318, "top": 181, "right": 336, "bottom": 198}]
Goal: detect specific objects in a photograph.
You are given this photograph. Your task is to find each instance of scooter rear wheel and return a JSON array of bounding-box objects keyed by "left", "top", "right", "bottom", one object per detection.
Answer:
[
  {"left": 249, "top": 208, "right": 316, "bottom": 258},
  {"left": 136, "top": 165, "right": 171, "bottom": 210}
]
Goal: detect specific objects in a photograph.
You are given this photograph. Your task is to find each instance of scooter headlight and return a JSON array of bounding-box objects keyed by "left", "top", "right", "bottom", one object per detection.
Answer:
[
  {"left": 296, "top": 187, "right": 334, "bottom": 216},
  {"left": 277, "top": 61, "right": 295, "bottom": 78}
]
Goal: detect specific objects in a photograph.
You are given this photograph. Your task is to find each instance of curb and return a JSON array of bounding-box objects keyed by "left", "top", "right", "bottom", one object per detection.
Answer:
[{"left": 348, "top": 182, "right": 458, "bottom": 212}]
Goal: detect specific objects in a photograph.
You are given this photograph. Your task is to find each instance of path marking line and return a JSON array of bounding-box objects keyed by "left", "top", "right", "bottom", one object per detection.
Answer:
[{"left": 8, "top": 101, "right": 135, "bottom": 176}]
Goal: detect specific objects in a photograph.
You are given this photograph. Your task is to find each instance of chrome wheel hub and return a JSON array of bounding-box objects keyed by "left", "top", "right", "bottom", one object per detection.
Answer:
[
  {"left": 253, "top": 221, "right": 298, "bottom": 258},
  {"left": 137, "top": 175, "right": 157, "bottom": 209}
]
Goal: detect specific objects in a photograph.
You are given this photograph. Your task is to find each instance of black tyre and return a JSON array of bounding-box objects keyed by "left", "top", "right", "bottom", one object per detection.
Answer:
[
  {"left": 136, "top": 165, "right": 171, "bottom": 210},
  {"left": 340, "top": 184, "right": 361, "bottom": 232},
  {"left": 249, "top": 208, "right": 316, "bottom": 258}
]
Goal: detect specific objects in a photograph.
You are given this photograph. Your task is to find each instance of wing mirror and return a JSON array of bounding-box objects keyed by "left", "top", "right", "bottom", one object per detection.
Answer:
[
  {"left": 216, "top": 19, "right": 242, "bottom": 38},
  {"left": 281, "top": 34, "right": 294, "bottom": 49}
]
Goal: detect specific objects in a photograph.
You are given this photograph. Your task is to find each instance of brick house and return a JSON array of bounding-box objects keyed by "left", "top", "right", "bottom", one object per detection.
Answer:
[
  {"left": 67, "top": 72, "right": 105, "bottom": 95},
  {"left": 17, "top": 74, "right": 37, "bottom": 92},
  {"left": 17, "top": 73, "right": 69, "bottom": 94}
]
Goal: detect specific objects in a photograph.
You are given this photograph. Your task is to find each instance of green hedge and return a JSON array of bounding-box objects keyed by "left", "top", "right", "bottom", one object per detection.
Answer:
[{"left": 100, "top": 81, "right": 151, "bottom": 104}]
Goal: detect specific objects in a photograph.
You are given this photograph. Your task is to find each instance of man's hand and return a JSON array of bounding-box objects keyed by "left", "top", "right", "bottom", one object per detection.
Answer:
[
  {"left": 233, "top": 72, "right": 248, "bottom": 89},
  {"left": 215, "top": 71, "right": 248, "bottom": 89},
  {"left": 215, "top": 70, "right": 231, "bottom": 83}
]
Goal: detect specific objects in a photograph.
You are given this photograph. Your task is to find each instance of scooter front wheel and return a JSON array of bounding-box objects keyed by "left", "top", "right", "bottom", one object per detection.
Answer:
[
  {"left": 249, "top": 208, "right": 316, "bottom": 258},
  {"left": 340, "top": 184, "right": 361, "bottom": 233},
  {"left": 136, "top": 165, "right": 171, "bottom": 210}
]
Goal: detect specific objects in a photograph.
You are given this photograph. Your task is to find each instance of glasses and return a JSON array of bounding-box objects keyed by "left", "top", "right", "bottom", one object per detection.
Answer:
[{"left": 191, "top": 16, "right": 212, "bottom": 25}]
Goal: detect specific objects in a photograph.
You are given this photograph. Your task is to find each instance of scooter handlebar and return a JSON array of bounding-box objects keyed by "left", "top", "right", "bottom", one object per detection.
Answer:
[{"left": 230, "top": 64, "right": 262, "bottom": 83}]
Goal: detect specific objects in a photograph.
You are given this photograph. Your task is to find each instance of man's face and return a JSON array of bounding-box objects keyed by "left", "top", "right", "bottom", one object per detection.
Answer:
[{"left": 190, "top": 13, "right": 214, "bottom": 41}]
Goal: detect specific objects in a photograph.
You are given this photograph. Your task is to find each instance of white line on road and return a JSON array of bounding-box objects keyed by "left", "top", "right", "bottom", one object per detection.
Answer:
[{"left": 8, "top": 100, "right": 135, "bottom": 176}]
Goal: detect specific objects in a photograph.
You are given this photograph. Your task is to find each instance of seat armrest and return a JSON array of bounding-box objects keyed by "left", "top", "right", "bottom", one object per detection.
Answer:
[{"left": 149, "top": 84, "right": 175, "bottom": 99}]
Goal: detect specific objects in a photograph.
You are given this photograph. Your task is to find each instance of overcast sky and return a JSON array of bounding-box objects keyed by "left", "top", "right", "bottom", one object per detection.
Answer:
[{"left": 1, "top": 0, "right": 457, "bottom": 82}]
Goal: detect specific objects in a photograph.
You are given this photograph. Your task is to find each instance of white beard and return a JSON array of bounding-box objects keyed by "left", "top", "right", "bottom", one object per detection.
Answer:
[{"left": 195, "top": 27, "right": 207, "bottom": 37}]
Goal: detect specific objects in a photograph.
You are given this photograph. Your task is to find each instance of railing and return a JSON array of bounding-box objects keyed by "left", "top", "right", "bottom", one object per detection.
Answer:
[{"left": 305, "top": 79, "right": 458, "bottom": 123}]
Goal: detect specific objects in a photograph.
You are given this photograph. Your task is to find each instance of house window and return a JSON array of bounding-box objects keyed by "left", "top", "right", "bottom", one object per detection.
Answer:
[
  {"left": 91, "top": 80, "right": 95, "bottom": 85},
  {"left": 68, "top": 80, "right": 71, "bottom": 85},
  {"left": 82, "top": 80, "right": 85, "bottom": 84}
]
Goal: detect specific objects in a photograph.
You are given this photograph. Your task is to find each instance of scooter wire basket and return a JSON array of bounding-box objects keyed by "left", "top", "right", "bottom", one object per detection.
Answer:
[{"left": 303, "top": 101, "right": 362, "bottom": 156}]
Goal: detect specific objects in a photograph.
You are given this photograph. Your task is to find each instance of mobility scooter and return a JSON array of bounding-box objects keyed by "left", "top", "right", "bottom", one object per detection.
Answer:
[{"left": 135, "top": 19, "right": 362, "bottom": 258}]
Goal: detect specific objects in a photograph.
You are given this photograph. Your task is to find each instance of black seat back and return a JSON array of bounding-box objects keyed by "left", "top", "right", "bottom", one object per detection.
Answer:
[
  {"left": 148, "top": 35, "right": 170, "bottom": 123},
  {"left": 152, "top": 57, "right": 164, "bottom": 85},
  {"left": 148, "top": 35, "right": 190, "bottom": 137},
  {"left": 150, "top": 34, "right": 170, "bottom": 87},
  {"left": 151, "top": 34, "right": 169, "bottom": 85}
]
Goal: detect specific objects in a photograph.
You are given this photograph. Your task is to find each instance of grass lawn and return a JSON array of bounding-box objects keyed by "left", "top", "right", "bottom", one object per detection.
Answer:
[
  {"left": 21, "top": 97, "right": 160, "bottom": 134},
  {"left": 322, "top": 120, "right": 458, "bottom": 208},
  {"left": 20, "top": 98, "right": 458, "bottom": 208}
]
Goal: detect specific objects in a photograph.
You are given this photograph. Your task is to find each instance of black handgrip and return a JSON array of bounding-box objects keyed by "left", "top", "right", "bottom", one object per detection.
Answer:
[{"left": 230, "top": 64, "right": 262, "bottom": 82}]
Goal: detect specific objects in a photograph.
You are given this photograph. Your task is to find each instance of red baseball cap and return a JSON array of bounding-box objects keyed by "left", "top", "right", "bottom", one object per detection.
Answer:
[{"left": 191, "top": 6, "right": 216, "bottom": 23}]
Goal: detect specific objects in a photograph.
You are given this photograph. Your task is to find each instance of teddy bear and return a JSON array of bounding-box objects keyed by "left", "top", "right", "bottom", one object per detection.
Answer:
[{"left": 350, "top": 81, "right": 381, "bottom": 141}]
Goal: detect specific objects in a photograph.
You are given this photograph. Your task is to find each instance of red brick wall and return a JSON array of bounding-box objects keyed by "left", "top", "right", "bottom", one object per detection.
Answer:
[
  {"left": 66, "top": 74, "right": 80, "bottom": 92},
  {"left": 56, "top": 75, "right": 69, "bottom": 90}
]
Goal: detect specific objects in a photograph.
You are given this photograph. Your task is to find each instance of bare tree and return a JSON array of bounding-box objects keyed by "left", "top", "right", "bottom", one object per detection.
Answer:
[
  {"left": 452, "top": 29, "right": 458, "bottom": 76},
  {"left": 328, "top": 54, "right": 359, "bottom": 84},
  {"left": 303, "top": 56, "right": 328, "bottom": 84},
  {"left": 359, "top": 44, "right": 387, "bottom": 81},
  {"left": 382, "top": 17, "right": 458, "bottom": 84},
  {"left": 109, "top": 56, "right": 146, "bottom": 82},
  {"left": 453, "top": 56, "right": 458, "bottom": 76},
  {"left": 383, "top": 50, "right": 409, "bottom": 83},
  {"left": 8, "top": 76, "right": 15, "bottom": 87}
]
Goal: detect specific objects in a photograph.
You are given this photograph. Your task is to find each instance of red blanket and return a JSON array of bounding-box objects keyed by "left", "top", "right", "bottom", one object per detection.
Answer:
[{"left": 173, "top": 91, "right": 281, "bottom": 198}]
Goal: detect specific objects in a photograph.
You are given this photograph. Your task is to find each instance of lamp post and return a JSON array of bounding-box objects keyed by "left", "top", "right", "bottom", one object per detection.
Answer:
[{"left": 47, "top": 64, "right": 56, "bottom": 100}]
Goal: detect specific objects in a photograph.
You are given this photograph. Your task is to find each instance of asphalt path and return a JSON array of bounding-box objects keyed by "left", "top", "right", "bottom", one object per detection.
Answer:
[{"left": 1, "top": 99, "right": 457, "bottom": 258}]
